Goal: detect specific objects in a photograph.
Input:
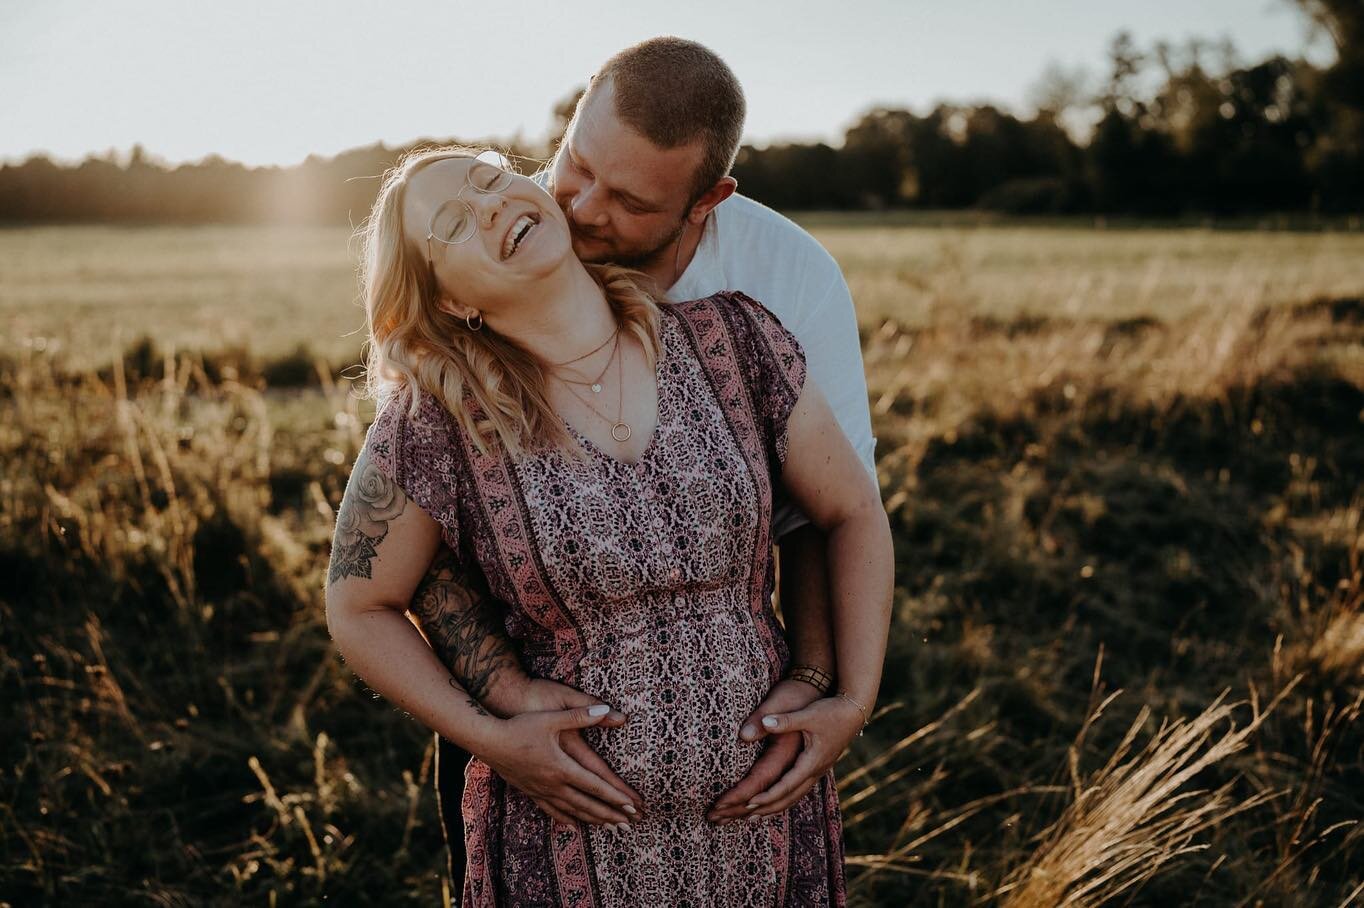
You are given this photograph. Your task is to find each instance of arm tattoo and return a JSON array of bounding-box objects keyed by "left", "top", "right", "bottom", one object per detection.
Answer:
[
  {"left": 328, "top": 450, "right": 408, "bottom": 585},
  {"left": 409, "top": 546, "right": 522, "bottom": 704}
]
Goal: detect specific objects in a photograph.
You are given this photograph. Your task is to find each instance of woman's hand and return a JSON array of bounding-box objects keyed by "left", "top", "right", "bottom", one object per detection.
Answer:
[
  {"left": 705, "top": 678, "right": 821, "bottom": 823},
  {"left": 474, "top": 695, "right": 644, "bottom": 829},
  {"left": 514, "top": 678, "right": 638, "bottom": 813},
  {"left": 727, "top": 695, "right": 867, "bottom": 819}
]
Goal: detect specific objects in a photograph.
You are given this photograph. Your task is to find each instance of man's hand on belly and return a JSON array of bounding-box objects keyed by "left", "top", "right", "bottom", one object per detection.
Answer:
[{"left": 704, "top": 678, "right": 821, "bottom": 823}]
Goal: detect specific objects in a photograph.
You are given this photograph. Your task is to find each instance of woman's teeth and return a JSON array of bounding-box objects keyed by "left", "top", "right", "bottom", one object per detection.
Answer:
[{"left": 504, "top": 214, "right": 537, "bottom": 259}]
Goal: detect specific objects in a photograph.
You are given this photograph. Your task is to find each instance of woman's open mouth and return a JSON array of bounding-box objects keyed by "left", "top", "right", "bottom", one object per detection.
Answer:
[{"left": 502, "top": 212, "right": 541, "bottom": 260}]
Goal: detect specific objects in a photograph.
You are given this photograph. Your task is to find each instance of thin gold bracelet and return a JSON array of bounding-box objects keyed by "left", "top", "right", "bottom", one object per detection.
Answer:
[{"left": 835, "top": 690, "right": 871, "bottom": 735}]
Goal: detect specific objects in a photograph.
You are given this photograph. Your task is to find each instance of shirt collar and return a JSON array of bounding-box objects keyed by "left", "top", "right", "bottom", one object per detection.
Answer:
[{"left": 666, "top": 206, "right": 726, "bottom": 302}]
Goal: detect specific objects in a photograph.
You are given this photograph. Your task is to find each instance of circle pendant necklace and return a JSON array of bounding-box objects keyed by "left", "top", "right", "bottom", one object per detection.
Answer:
[{"left": 559, "top": 333, "right": 632, "bottom": 442}]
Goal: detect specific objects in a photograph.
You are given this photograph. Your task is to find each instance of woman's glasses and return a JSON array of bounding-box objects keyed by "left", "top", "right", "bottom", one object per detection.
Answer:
[{"left": 425, "top": 159, "right": 516, "bottom": 267}]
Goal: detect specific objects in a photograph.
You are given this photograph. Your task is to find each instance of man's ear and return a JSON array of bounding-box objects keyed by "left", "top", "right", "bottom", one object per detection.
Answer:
[{"left": 686, "top": 176, "right": 738, "bottom": 226}]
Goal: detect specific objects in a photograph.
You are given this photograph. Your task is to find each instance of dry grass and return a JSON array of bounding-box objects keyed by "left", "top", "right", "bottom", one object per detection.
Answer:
[{"left": 2, "top": 221, "right": 1363, "bottom": 904}]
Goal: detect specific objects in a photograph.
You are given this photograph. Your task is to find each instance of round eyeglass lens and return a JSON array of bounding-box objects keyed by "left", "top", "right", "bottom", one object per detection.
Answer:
[{"left": 467, "top": 160, "right": 514, "bottom": 194}]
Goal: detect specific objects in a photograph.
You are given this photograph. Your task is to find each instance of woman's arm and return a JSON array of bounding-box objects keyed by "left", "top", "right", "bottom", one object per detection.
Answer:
[
  {"left": 778, "top": 378, "right": 893, "bottom": 709},
  {"left": 326, "top": 450, "right": 494, "bottom": 741},
  {"left": 717, "top": 377, "right": 893, "bottom": 820},
  {"left": 326, "top": 449, "right": 643, "bottom": 825}
]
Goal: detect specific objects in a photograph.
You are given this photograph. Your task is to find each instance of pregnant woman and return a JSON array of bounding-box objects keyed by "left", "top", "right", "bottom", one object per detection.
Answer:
[{"left": 325, "top": 146, "right": 893, "bottom": 907}]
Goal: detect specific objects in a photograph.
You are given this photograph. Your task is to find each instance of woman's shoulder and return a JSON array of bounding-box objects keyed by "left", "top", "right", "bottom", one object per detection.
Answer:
[
  {"left": 668, "top": 290, "right": 801, "bottom": 357},
  {"left": 365, "top": 382, "right": 465, "bottom": 480},
  {"left": 666, "top": 290, "right": 794, "bottom": 338}
]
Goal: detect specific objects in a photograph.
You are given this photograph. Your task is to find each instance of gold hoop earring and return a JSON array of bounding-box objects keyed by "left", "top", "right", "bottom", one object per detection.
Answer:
[{"left": 465, "top": 312, "right": 483, "bottom": 331}]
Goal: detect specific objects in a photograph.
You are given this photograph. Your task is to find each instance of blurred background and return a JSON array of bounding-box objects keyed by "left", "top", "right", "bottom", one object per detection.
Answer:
[{"left": 2, "top": 1, "right": 1361, "bottom": 905}]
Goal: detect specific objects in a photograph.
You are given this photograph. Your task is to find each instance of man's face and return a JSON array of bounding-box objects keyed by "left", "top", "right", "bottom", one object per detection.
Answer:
[{"left": 549, "top": 80, "right": 706, "bottom": 268}]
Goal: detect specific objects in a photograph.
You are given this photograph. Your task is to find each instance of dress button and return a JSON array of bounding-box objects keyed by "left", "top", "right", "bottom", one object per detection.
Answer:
[
  {"left": 652, "top": 516, "right": 664, "bottom": 529},
  {"left": 668, "top": 567, "right": 682, "bottom": 582}
]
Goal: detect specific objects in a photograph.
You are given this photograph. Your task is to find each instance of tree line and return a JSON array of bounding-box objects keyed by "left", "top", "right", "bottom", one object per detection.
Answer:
[{"left": 2, "top": 7, "right": 1360, "bottom": 223}]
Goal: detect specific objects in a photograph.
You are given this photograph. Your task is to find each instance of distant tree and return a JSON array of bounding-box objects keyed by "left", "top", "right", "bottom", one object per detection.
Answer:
[
  {"left": 1101, "top": 30, "right": 1147, "bottom": 114},
  {"left": 1028, "top": 61, "right": 1093, "bottom": 123},
  {"left": 1293, "top": 0, "right": 1364, "bottom": 208}
]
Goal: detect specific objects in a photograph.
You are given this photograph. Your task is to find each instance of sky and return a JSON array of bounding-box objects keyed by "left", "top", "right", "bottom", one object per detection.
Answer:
[{"left": 0, "top": 0, "right": 1335, "bottom": 168}]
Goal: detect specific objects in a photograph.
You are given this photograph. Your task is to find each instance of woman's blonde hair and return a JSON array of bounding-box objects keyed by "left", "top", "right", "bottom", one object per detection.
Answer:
[{"left": 356, "top": 145, "right": 662, "bottom": 458}]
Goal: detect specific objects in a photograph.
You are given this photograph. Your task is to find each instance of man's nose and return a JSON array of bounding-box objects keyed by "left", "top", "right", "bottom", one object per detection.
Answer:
[{"left": 568, "top": 183, "right": 610, "bottom": 227}]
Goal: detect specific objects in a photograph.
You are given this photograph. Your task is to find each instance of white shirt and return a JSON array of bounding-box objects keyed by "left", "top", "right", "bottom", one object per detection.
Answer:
[{"left": 667, "top": 193, "right": 877, "bottom": 539}]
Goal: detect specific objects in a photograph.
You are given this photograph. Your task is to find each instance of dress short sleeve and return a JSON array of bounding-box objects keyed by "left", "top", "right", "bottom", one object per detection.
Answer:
[
  {"left": 360, "top": 383, "right": 463, "bottom": 554},
  {"left": 720, "top": 290, "right": 808, "bottom": 472}
]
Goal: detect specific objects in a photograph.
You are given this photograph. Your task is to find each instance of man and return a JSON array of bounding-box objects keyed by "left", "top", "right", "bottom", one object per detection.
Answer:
[{"left": 411, "top": 36, "right": 877, "bottom": 893}]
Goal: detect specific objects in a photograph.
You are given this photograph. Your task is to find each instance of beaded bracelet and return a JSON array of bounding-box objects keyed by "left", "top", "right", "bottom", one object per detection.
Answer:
[
  {"left": 835, "top": 689, "right": 871, "bottom": 735},
  {"left": 785, "top": 664, "right": 834, "bottom": 695}
]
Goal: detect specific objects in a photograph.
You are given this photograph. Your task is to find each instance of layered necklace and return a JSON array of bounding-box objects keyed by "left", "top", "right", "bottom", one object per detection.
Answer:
[{"left": 548, "top": 322, "right": 633, "bottom": 443}]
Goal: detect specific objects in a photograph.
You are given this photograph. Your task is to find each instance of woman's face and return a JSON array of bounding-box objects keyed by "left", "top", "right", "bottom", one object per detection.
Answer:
[{"left": 401, "top": 156, "right": 573, "bottom": 316}]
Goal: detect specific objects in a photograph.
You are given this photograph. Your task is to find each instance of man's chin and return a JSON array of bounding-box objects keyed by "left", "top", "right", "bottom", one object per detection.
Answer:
[
  {"left": 570, "top": 234, "right": 617, "bottom": 265},
  {"left": 571, "top": 237, "right": 672, "bottom": 272}
]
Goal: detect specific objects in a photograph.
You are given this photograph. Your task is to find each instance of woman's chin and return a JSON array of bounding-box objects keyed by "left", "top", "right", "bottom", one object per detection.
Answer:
[{"left": 510, "top": 223, "right": 572, "bottom": 272}]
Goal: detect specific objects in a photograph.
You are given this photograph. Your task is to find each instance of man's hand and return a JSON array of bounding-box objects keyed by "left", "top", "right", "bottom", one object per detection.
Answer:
[{"left": 705, "top": 678, "right": 822, "bottom": 823}]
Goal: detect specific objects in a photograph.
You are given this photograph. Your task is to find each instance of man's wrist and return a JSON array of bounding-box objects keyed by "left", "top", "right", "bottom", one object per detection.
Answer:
[
  {"left": 461, "top": 712, "right": 510, "bottom": 761},
  {"left": 784, "top": 663, "right": 834, "bottom": 695},
  {"left": 478, "top": 670, "right": 533, "bottom": 718}
]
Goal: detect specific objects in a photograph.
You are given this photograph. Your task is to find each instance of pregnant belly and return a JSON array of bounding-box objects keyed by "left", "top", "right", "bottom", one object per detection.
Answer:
[{"left": 566, "top": 599, "right": 779, "bottom": 816}]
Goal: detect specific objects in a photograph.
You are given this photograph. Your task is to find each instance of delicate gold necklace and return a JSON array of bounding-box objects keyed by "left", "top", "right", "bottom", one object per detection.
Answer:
[
  {"left": 558, "top": 338, "right": 631, "bottom": 442},
  {"left": 552, "top": 330, "right": 619, "bottom": 395},
  {"left": 547, "top": 323, "right": 618, "bottom": 368}
]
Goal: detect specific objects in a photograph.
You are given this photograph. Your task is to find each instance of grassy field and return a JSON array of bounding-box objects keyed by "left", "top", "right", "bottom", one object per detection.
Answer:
[
  {"left": 5, "top": 220, "right": 1363, "bottom": 365},
  {"left": 2, "top": 219, "right": 1362, "bottom": 906}
]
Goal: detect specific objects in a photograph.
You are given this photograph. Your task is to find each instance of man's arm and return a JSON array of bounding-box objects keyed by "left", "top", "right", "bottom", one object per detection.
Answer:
[
  {"left": 776, "top": 525, "right": 837, "bottom": 674},
  {"left": 406, "top": 546, "right": 530, "bottom": 717}
]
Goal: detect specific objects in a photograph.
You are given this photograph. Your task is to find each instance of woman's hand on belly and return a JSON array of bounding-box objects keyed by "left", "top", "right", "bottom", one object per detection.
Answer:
[
  {"left": 705, "top": 677, "right": 822, "bottom": 823},
  {"left": 722, "top": 694, "right": 867, "bottom": 819},
  {"left": 515, "top": 677, "right": 640, "bottom": 815}
]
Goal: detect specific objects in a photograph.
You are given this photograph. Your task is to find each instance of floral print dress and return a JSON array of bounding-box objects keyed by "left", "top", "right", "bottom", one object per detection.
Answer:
[{"left": 364, "top": 291, "right": 847, "bottom": 907}]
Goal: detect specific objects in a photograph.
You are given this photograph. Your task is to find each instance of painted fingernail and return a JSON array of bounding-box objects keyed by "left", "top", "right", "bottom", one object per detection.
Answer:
[
  {"left": 740, "top": 724, "right": 757, "bottom": 740},
  {"left": 761, "top": 716, "right": 779, "bottom": 729},
  {"left": 587, "top": 704, "right": 610, "bottom": 717},
  {"left": 622, "top": 804, "right": 637, "bottom": 815},
  {"left": 745, "top": 800, "right": 759, "bottom": 810}
]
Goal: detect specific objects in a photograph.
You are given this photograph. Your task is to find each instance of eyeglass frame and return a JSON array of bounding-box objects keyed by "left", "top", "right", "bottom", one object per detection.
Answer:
[{"left": 423, "top": 157, "right": 516, "bottom": 276}]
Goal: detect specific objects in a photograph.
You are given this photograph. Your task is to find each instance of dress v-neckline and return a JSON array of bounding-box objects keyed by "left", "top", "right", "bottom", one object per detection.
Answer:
[{"left": 561, "top": 317, "right": 669, "bottom": 470}]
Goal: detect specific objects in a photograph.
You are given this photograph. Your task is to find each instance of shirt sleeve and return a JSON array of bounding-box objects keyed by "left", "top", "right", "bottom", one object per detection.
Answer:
[
  {"left": 770, "top": 267, "right": 878, "bottom": 540},
  {"left": 720, "top": 290, "right": 809, "bottom": 477},
  {"left": 359, "top": 384, "right": 463, "bottom": 554}
]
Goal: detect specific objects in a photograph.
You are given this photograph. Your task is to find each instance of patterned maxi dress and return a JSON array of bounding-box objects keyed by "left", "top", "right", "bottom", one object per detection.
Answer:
[{"left": 363, "top": 291, "right": 847, "bottom": 907}]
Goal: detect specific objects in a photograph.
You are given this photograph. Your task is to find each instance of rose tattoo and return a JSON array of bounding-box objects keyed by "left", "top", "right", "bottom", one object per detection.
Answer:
[{"left": 328, "top": 451, "right": 408, "bottom": 584}]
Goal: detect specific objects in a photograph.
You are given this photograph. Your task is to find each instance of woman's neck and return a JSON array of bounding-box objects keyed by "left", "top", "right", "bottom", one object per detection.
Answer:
[{"left": 484, "top": 261, "right": 616, "bottom": 364}]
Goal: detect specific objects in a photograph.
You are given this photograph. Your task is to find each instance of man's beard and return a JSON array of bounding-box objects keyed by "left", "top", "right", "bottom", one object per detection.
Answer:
[{"left": 569, "top": 220, "right": 685, "bottom": 271}]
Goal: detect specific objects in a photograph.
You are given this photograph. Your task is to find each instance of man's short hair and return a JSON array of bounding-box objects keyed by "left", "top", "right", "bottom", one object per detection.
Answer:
[{"left": 586, "top": 37, "right": 746, "bottom": 205}]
